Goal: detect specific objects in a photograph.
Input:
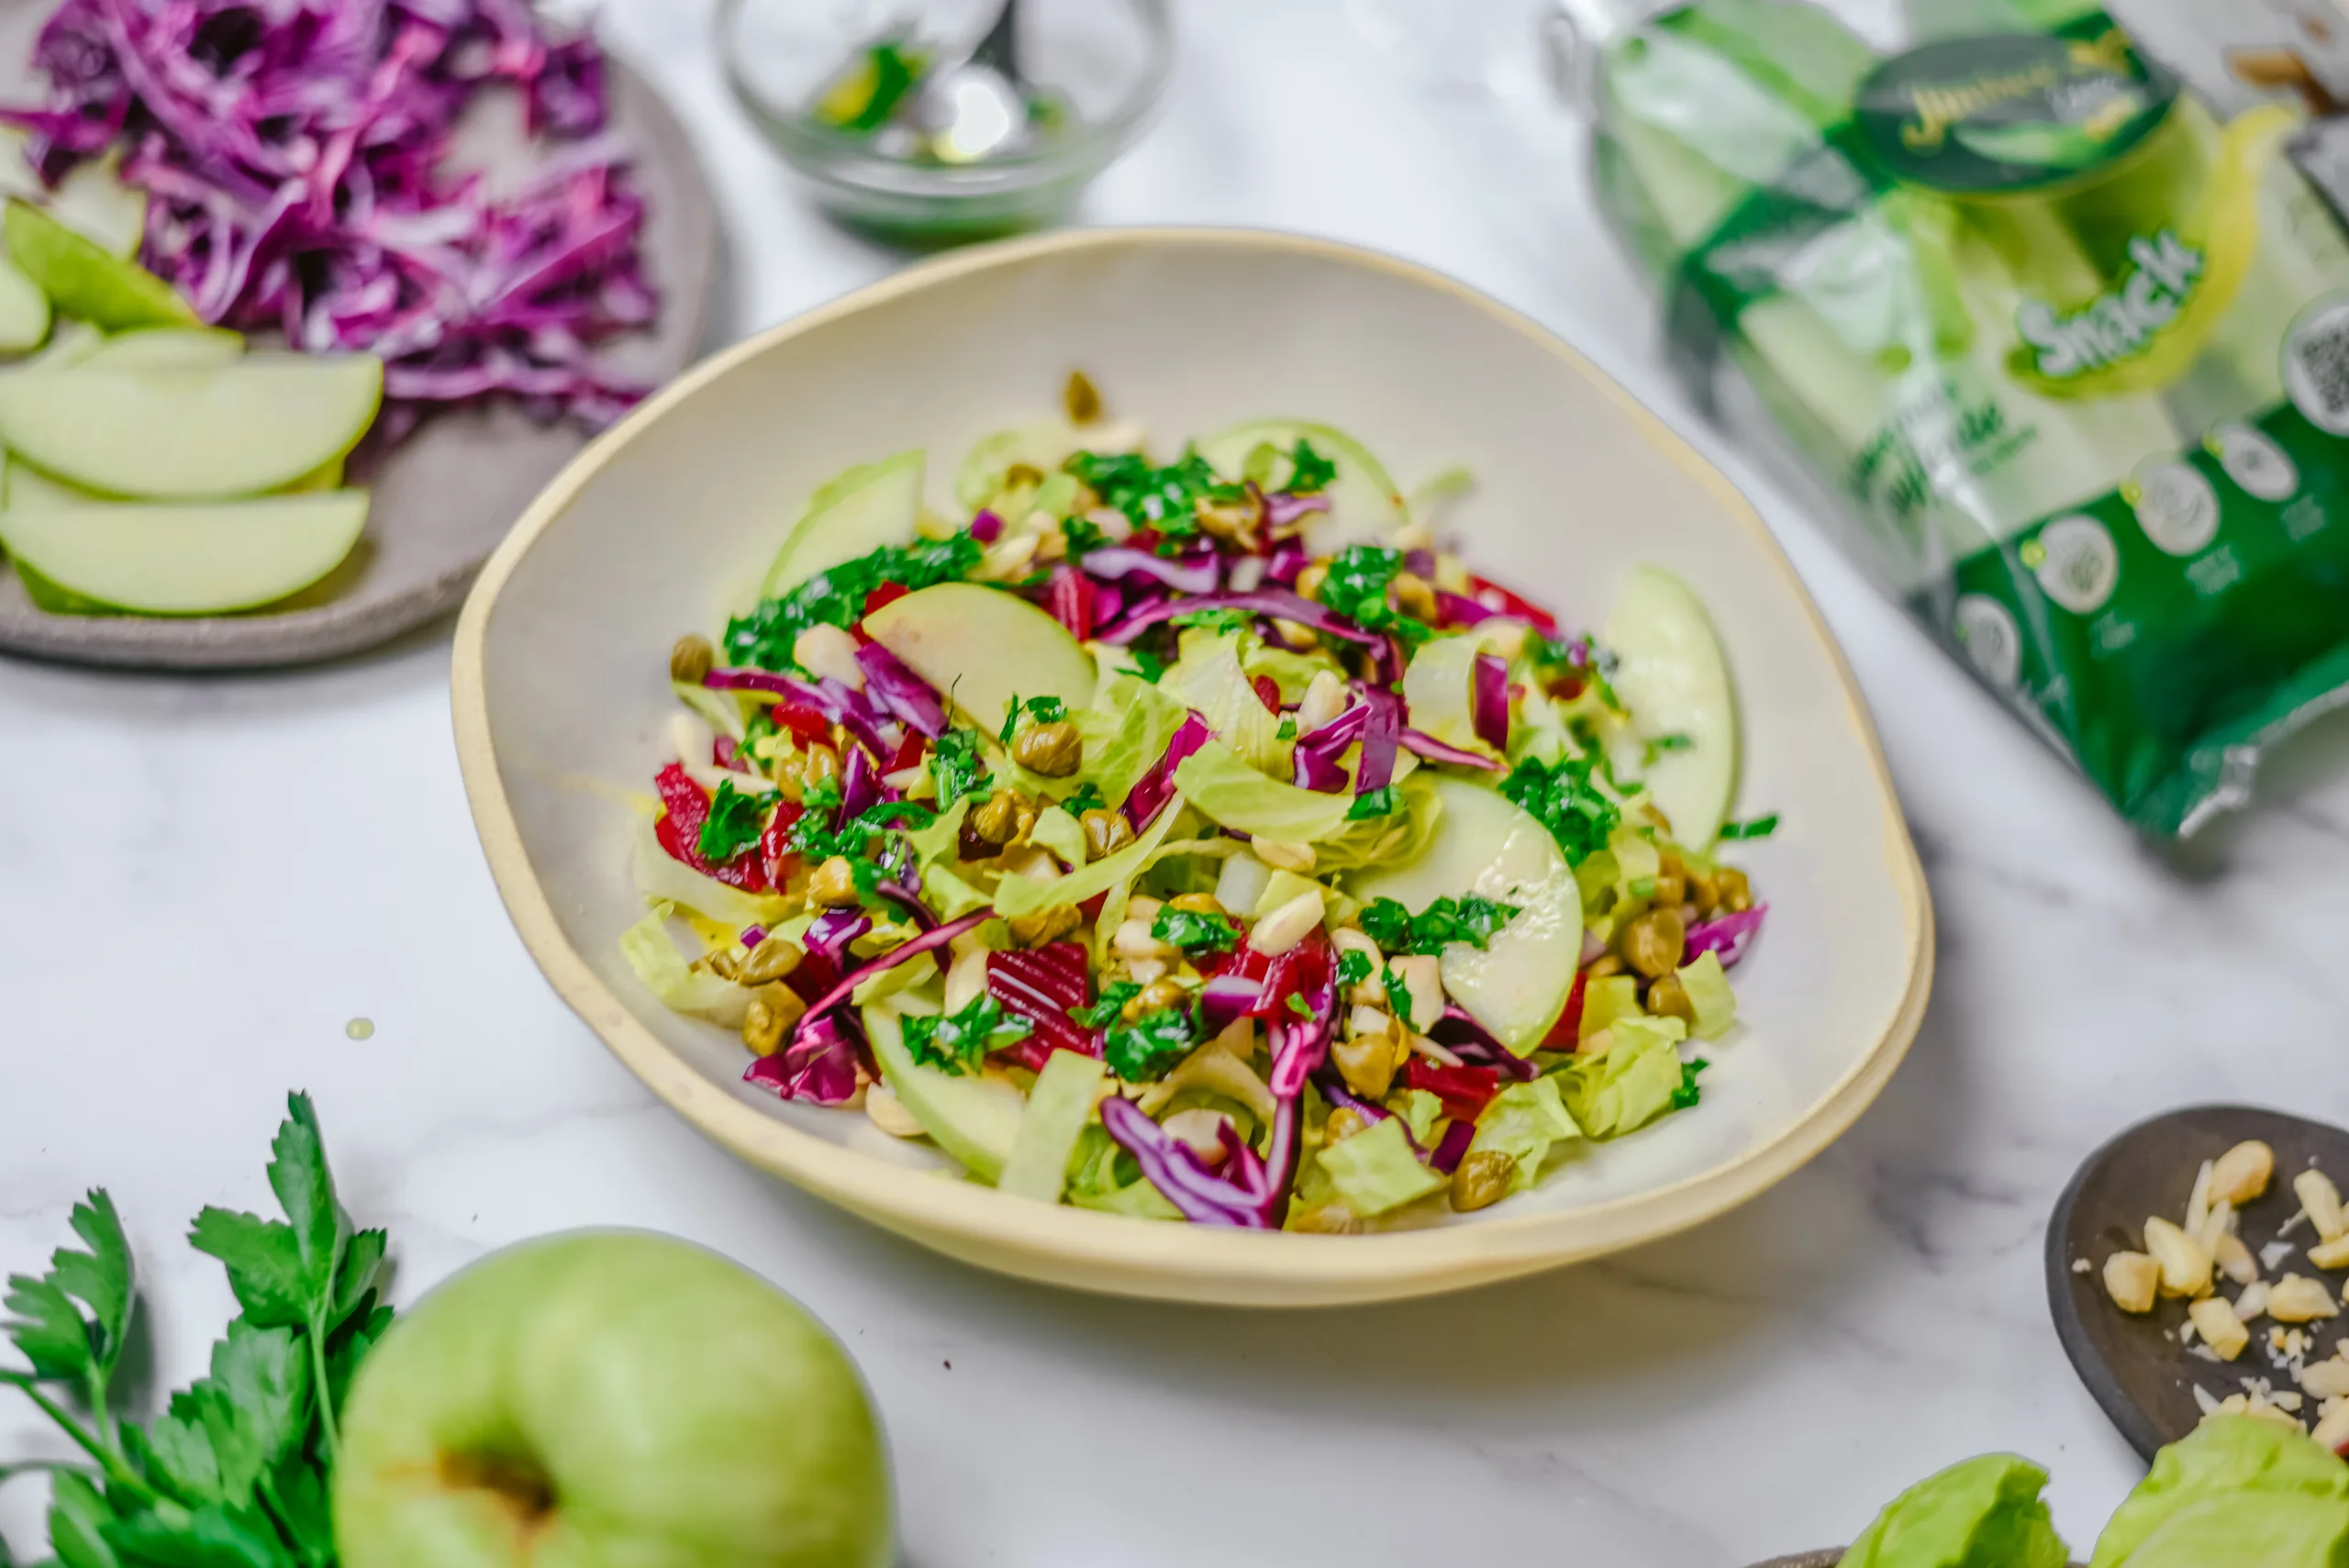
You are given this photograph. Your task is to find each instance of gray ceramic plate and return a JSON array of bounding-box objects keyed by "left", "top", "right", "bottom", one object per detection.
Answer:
[{"left": 0, "top": 15, "right": 715, "bottom": 670}]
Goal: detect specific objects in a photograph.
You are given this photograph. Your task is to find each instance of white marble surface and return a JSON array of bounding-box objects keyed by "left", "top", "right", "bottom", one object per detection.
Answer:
[{"left": 6, "top": 1, "right": 2349, "bottom": 1562}]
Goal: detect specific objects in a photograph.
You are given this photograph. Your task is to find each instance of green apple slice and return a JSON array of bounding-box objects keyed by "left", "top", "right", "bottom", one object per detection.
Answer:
[
  {"left": 6, "top": 199, "right": 194, "bottom": 330},
  {"left": 0, "top": 129, "right": 146, "bottom": 257},
  {"left": 1603, "top": 565, "right": 1740, "bottom": 847},
  {"left": 0, "top": 255, "right": 49, "bottom": 351},
  {"left": 954, "top": 422, "right": 1082, "bottom": 511},
  {"left": 7, "top": 447, "right": 340, "bottom": 506},
  {"left": 1351, "top": 777, "right": 1583, "bottom": 1053},
  {"left": 85, "top": 326, "right": 243, "bottom": 370},
  {"left": 1197, "top": 418, "right": 1407, "bottom": 551},
  {"left": 759, "top": 450, "right": 923, "bottom": 598},
  {"left": 863, "top": 1005, "right": 1025, "bottom": 1184},
  {"left": 0, "top": 353, "right": 382, "bottom": 498},
  {"left": 0, "top": 490, "right": 368, "bottom": 614},
  {"left": 863, "top": 581, "right": 1096, "bottom": 734}
]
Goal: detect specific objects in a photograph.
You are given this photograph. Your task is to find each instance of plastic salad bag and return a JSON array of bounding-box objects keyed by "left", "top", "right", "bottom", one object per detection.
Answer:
[{"left": 1559, "top": 0, "right": 2349, "bottom": 835}]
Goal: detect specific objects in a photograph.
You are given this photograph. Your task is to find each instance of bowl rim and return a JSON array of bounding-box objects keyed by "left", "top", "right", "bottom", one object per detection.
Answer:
[{"left": 451, "top": 225, "right": 1934, "bottom": 1303}]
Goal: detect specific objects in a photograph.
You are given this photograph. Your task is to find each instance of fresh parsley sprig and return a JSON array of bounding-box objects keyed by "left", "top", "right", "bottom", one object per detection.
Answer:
[
  {"left": 1358, "top": 894, "right": 1521, "bottom": 956},
  {"left": 723, "top": 535, "right": 982, "bottom": 672},
  {"left": 1499, "top": 751, "right": 1619, "bottom": 867},
  {"left": 2, "top": 1093, "right": 390, "bottom": 1567},
  {"left": 1150, "top": 908, "right": 1239, "bottom": 955},
  {"left": 696, "top": 779, "right": 770, "bottom": 863},
  {"left": 1312, "top": 546, "right": 1432, "bottom": 649},
  {"left": 901, "top": 995, "right": 1033, "bottom": 1075}
]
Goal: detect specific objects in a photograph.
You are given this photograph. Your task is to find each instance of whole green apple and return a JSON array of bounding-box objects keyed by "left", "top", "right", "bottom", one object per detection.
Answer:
[{"left": 334, "top": 1231, "right": 892, "bottom": 1568}]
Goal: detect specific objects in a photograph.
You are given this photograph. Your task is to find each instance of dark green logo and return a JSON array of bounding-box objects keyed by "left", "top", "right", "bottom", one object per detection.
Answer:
[{"left": 1854, "top": 27, "right": 2174, "bottom": 193}]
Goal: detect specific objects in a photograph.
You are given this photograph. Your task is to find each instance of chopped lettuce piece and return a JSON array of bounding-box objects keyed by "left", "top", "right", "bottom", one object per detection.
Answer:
[
  {"left": 1557, "top": 1016, "right": 1686, "bottom": 1138},
  {"left": 1842, "top": 1452, "right": 2067, "bottom": 1568},
  {"left": 2091, "top": 1418, "right": 2349, "bottom": 1568},
  {"left": 1316, "top": 1117, "right": 1445, "bottom": 1217},
  {"left": 1074, "top": 673, "right": 1189, "bottom": 809},
  {"left": 1679, "top": 950, "right": 1738, "bottom": 1039},
  {"left": 1400, "top": 630, "right": 1507, "bottom": 758},
  {"left": 1163, "top": 629, "right": 1289, "bottom": 774},
  {"left": 618, "top": 904, "right": 745, "bottom": 1021},
  {"left": 994, "top": 790, "right": 1184, "bottom": 917},
  {"left": 1465, "top": 1075, "right": 1582, "bottom": 1191},
  {"left": 1579, "top": 974, "right": 1642, "bottom": 1042},
  {"left": 1173, "top": 738, "right": 1356, "bottom": 843},
  {"left": 1065, "top": 1126, "right": 1182, "bottom": 1219},
  {"left": 1387, "top": 1087, "right": 1445, "bottom": 1148},
  {"left": 998, "top": 1050, "right": 1107, "bottom": 1203},
  {"left": 632, "top": 821, "right": 788, "bottom": 929},
  {"left": 1030, "top": 804, "right": 1087, "bottom": 870}
]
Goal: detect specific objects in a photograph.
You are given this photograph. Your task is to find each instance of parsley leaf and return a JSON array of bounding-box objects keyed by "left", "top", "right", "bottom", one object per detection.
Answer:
[
  {"left": 4, "top": 1189, "right": 132, "bottom": 1393},
  {"left": 1170, "top": 606, "right": 1251, "bottom": 634},
  {"left": 1719, "top": 813, "right": 1780, "bottom": 840},
  {"left": 1062, "top": 782, "right": 1107, "bottom": 817},
  {"left": 1642, "top": 733, "right": 1693, "bottom": 767},
  {"left": 1312, "top": 545, "right": 1432, "bottom": 649},
  {"left": 929, "top": 727, "right": 994, "bottom": 809},
  {"left": 696, "top": 779, "right": 770, "bottom": 863},
  {"left": 1074, "top": 982, "right": 1142, "bottom": 1029},
  {"left": 1673, "top": 1057, "right": 1710, "bottom": 1110},
  {"left": 1499, "top": 752, "right": 1619, "bottom": 866},
  {"left": 1128, "top": 647, "right": 1173, "bottom": 684},
  {"left": 1276, "top": 716, "right": 1297, "bottom": 740},
  {"left": 723, "top": 534, "right": 982, "bottom": 672},
  {"left": 1104, "top": 1006, "right": 1197, "bottom": 1082},
  {"left": 1060, "top": 516, "right": 1108, "bottom": 560},
  {"left": 1384, "top": 967, "right": 1416, "bottom": 1029},
  {"left": 1285, "top": 994, "right": 1314, "bottom": 1020},
  {"left": 1336, "top": 949, "right": 1374, "bottom": 989},
  {"left": 1151, "top": 908, "right": 1239, "bottom": 954},
  {"left": 901, "top": 995, "right": 1033, "bottom": 1075},
  {"left": 1346, "top": 784, "right": 1401, "bottom": 821},
  {"left": 1064, "top": 450, "right": 1241, "bottom": 531},
  {"left": 1286, "top": 438, "right": 1336, "bottom": 494},
  {"left": 997, "top": 693, "right": 1066, "bottom": 745},
  {"left": 1355, "top": 895, "right": 1521, "bottom": 955}
]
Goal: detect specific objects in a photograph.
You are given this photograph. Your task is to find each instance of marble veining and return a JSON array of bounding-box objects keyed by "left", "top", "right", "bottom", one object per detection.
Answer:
[{"left": 6, "top": 1, "right": 2349, "bottom": 1562}]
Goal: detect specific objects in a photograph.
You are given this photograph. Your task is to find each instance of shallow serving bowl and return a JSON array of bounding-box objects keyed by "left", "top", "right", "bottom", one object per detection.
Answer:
[{"left": 452, "top": 228, "right": 1932, "bottom": 1307}]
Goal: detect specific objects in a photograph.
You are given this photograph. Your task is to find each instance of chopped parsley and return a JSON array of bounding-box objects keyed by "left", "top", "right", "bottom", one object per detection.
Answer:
[
  {"left": 1346, "top": 784, "right": 1401, "bottom": 821},
  {"left": 1171, "top": 606, "right": 1252, "bottom": 635},
  {"left": 1062, "top": 782, "right": 1108, "bottom": 817},
  {"left": 787, "top": 796, "right": 936, "bottom": 897},
  {"left": 1719, "top": 813, "right": 1780, "bottom": 840},
  {"left": 901, "top": 995, "right": 1033, "bottom": 1075},
  {"left": 724, "top": 534, "right": 981, "bottom": 672},
  {"left": 1286, "top": 438, "right": 1336, "bottom": 494},
  {"left": 1336, "top": 948, "right": 1375, "bottom": 989},
  {"left": 999, "top": 693, "right": 1067, "bottom": 744},
  {"left": 1642, "top": 732, "right": 1693, "bottom": 767},
  {"left": 1358, "top": 894, "right": 1521, "bottom": 955},
  {"left": 1128, "top": 647, "right": 1173, "bottom": 684},
  {"left": 1060, "top": 515, "right": 1109, "bottom": 560},
  {"left": 1673, "top": 1056, "right": 1710, "bottom": 1110},
  {"left": 696, "top": 778, "right": 770, "bottom": 863},
  {"left": 1499, "top": 751, "right": 1619, "bottom": 866},
  {"left": 1285, "top": 993, "right": 1314, "bottom": 1020},
  {"left": 1152, "top": 907, "right": 1239, "bottom": 954},
  {"left": 1384, "top": 966, "right": 1417, "bottom": 1029},
  {"left": 1104, "top": 1005, "right": 1197, "bottom": 1082},
  {"left": 1063, "top": 450, "right": 1242, "bottom": 532},
  {"left": 1313, "top": 545, "right": 1432, "bottom": 649},
  {"left": 1074, "top": 981, "right": 1142, "bottom": 1029},
  {"left": 1276, "top": 716, "right": 1297, "bottom": 740},
  {"left": 930, "top": 726, "right": 993, "bottom": 808}
]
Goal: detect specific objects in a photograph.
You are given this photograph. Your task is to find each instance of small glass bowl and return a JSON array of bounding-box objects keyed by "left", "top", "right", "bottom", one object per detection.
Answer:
[{"left": 718, "top": 0, "right": 1173, "bottom": 244}]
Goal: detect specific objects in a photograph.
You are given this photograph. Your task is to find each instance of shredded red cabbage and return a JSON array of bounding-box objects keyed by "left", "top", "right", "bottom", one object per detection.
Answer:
[
  {"left": 1354, "top": 689, "right": 1402, "bottom": 794},
  {"left": 1080, "top": 546, "right": 1219, "bottom": 595},
  {"left": 1261, "top": 491, "right": 1330, "bottom": 529},
  {"left": 744, "top": 1010, "right": 863, "bottom": 1106},
  {"left": 785, "top": 910, "right": 990, "bottom": 1050},
  {"left": 6, "top": 0, "right": 654, "bottom": 432},
  {"left": 1428, "top": 1119, "right": 1475, "bottom": 1174},
  {"left": 704, "top": 668, "right": 900, "bottom": 761},
  {"left": 1198, "top": 973, "right": 1264, "bottom": 1032},
  {"left": 803, "top": 908, "right": 871, "bottom": 962},
  {"left": 1291, "top": 703, "right": 1365, "bottom": 794},
  {"left": 1098, "top": 1095, "right": 1268, "bottom": 1228},
  {"left": 1096, "top": 588, "right": 1379, "bottom": 649},
  {"left": 1471, "top": 652, "right": 1510, "bottom": 752},
  {"left": 1434, "top": 589, "right": 1497, "bottom": 628},
  {"left": 1431, "top": 1006, "right": 1538, "bottom": 1082},
  {"left": 853, "top": 643, "right": 947, "bottom": 739},
  {"left": 1401, "top": 727, "right": 1502, "bottom": 773},
  {"left": 1121, "top": 712, "right": 1209, "bottom": 830},
  {"left": 1685, "top": 903, "right": 1767, "bottom": 968}
]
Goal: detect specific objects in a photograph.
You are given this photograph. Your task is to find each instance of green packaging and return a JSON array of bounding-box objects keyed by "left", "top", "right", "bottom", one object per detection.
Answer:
[{"left": 1583, "top": 0, "right": 2349, "bottom": 835}]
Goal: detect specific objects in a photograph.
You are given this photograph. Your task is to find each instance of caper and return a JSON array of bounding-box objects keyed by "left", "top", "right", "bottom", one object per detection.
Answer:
[
  {"left": 771, "top": 749, "right": 807, "bottom": 804},
  {"left": 970, "top": 789, "right": 1023, "bottom": 847},
  {"left": 1006, "top": 904, "right": 1081, "bottom": 948},
  {"left": 698, "top": 946, "right": 745, "bottom": 982},
  {"left": 1013, "top": 720, "right": 1083, "bottom": 777},
  {"left": 1080, "top": 807, "right": 1135, "bottom": 861},
  {"left": 1621, "top": 906, "right": 1687, "bottom": 979},
  {"left": 740, "top": 997, "right": 787, "bottom": 1055},
  {"left": 1122, "top": 977, "right": 1187, "bottom": 1023},
  {"left": 802, "top": 741, "right": 842, "bottom": 796},
  {"left": 807, "top": 856, "right": 862, "bottom": 908},
  {"left": 1451, "top": 1151, "right": 1516, "bottom": 1213},
  {"left": 1715, "top": 865, "right": 1753, "bottom": 914},
  {"left": 1644, "top": 971, "right": 1695, "bottom": 1026},
  {"left": 738, "top": 937, "right": 803, "bottom": 987},
  {"left": 1650, "top": 870, "right": 1687, "bottom": 910},
  {"left": 1063, "top": 369, "right": 1102, "bottom": 426},
  {"left": 669, "top": 634, "right": 715, "bottom": 684}
]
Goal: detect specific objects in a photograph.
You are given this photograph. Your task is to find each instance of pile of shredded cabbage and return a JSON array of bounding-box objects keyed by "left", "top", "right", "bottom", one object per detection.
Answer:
[
  {"left": 4, "top": 0, "right": 653, "bottom": 435},
  {"left": 626, "top": 381, "right": 1772, "bottom": 1231}
]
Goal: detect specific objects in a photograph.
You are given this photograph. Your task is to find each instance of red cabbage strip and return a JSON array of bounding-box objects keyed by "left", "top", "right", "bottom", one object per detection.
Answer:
[
  {"left": 970, "top": 509, "right": 1004, "bottom": 543},
  {"left": 804, "top": 909, "right": 871, "bottom": 961},
  {"left": 1685, "top": 904, "right": 1767, "bottom": 967},
  {"left": 1265, "top": 934, "right": 1336, "bottom": 1098},
  {"left": 1081, "top": 547, "right": 1219, "bottom": 595},
  {"left": 837, "top": 741, "right": 880, "bottom": 822},
  {"left": 1096, "top": 588, "right": 1379, "bottom": 648},
  {"left": 1429, "top": 1119, "right": 1475, "bottom": 1174},
  {"left": 1122, "top": 713, "right": 1211, "bottom": 830},
  {"left": 1292, "top": 703, "right": 1366, "bottom": 793},
  {"left": 1431, "top": 1006, "right": 1539, "bottom": 1082},
  {"left": 1263, "top": 544, "right": 1308, "bottom": 587},
  {"left": 1434, "top": 590, "right": 1497, "bottom": 628},
  {"left": 705, "top": 668, "right": 901, "bottom": 760},
  {"left": 785, "top": 910, "right": 990, "bottom": 1045},
  {"left": 1262, "top": 491, "right": 1330, "bottom": 528},
  {"left": 1401, "top": 728, "right": 1502, "bottom": 772},
  {"left": 1198, "top": 973, "right": 1263, "bottom": 1032},
  {"left": 745, "top": 1010, "right": 863, "bottom": 1105},
  {"left": 1355, "top": 689, "right": 1402, "bottom": 794},
  {"left": 853, "top": 643, "right": 947, "bottom": 738},
  {"left": 1099, "top": 1096, "right": 1267, "bottom": 1228},
  {"left": 1472, "top": 653, "right": 1510, "bottom": 752}
]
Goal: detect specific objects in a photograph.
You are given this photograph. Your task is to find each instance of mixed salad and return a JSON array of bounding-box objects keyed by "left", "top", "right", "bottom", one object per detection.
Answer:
[{"left": 624, "top": 375, "right": 1774, "bottom": 1231}]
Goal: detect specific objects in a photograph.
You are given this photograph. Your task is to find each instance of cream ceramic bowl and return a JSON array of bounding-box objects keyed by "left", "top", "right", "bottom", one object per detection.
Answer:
[{"left": 453, "top": 228, "right": 1932, "bottom": 1307}]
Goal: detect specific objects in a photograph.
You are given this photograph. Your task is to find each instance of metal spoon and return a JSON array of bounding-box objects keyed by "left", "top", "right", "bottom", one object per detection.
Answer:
[
  {"left": 912, "top": 0, "right": 1032, "bottom": 163},
  {"left": 2047, "top": 1104, "right": 2349, "bottom": 1460}
]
